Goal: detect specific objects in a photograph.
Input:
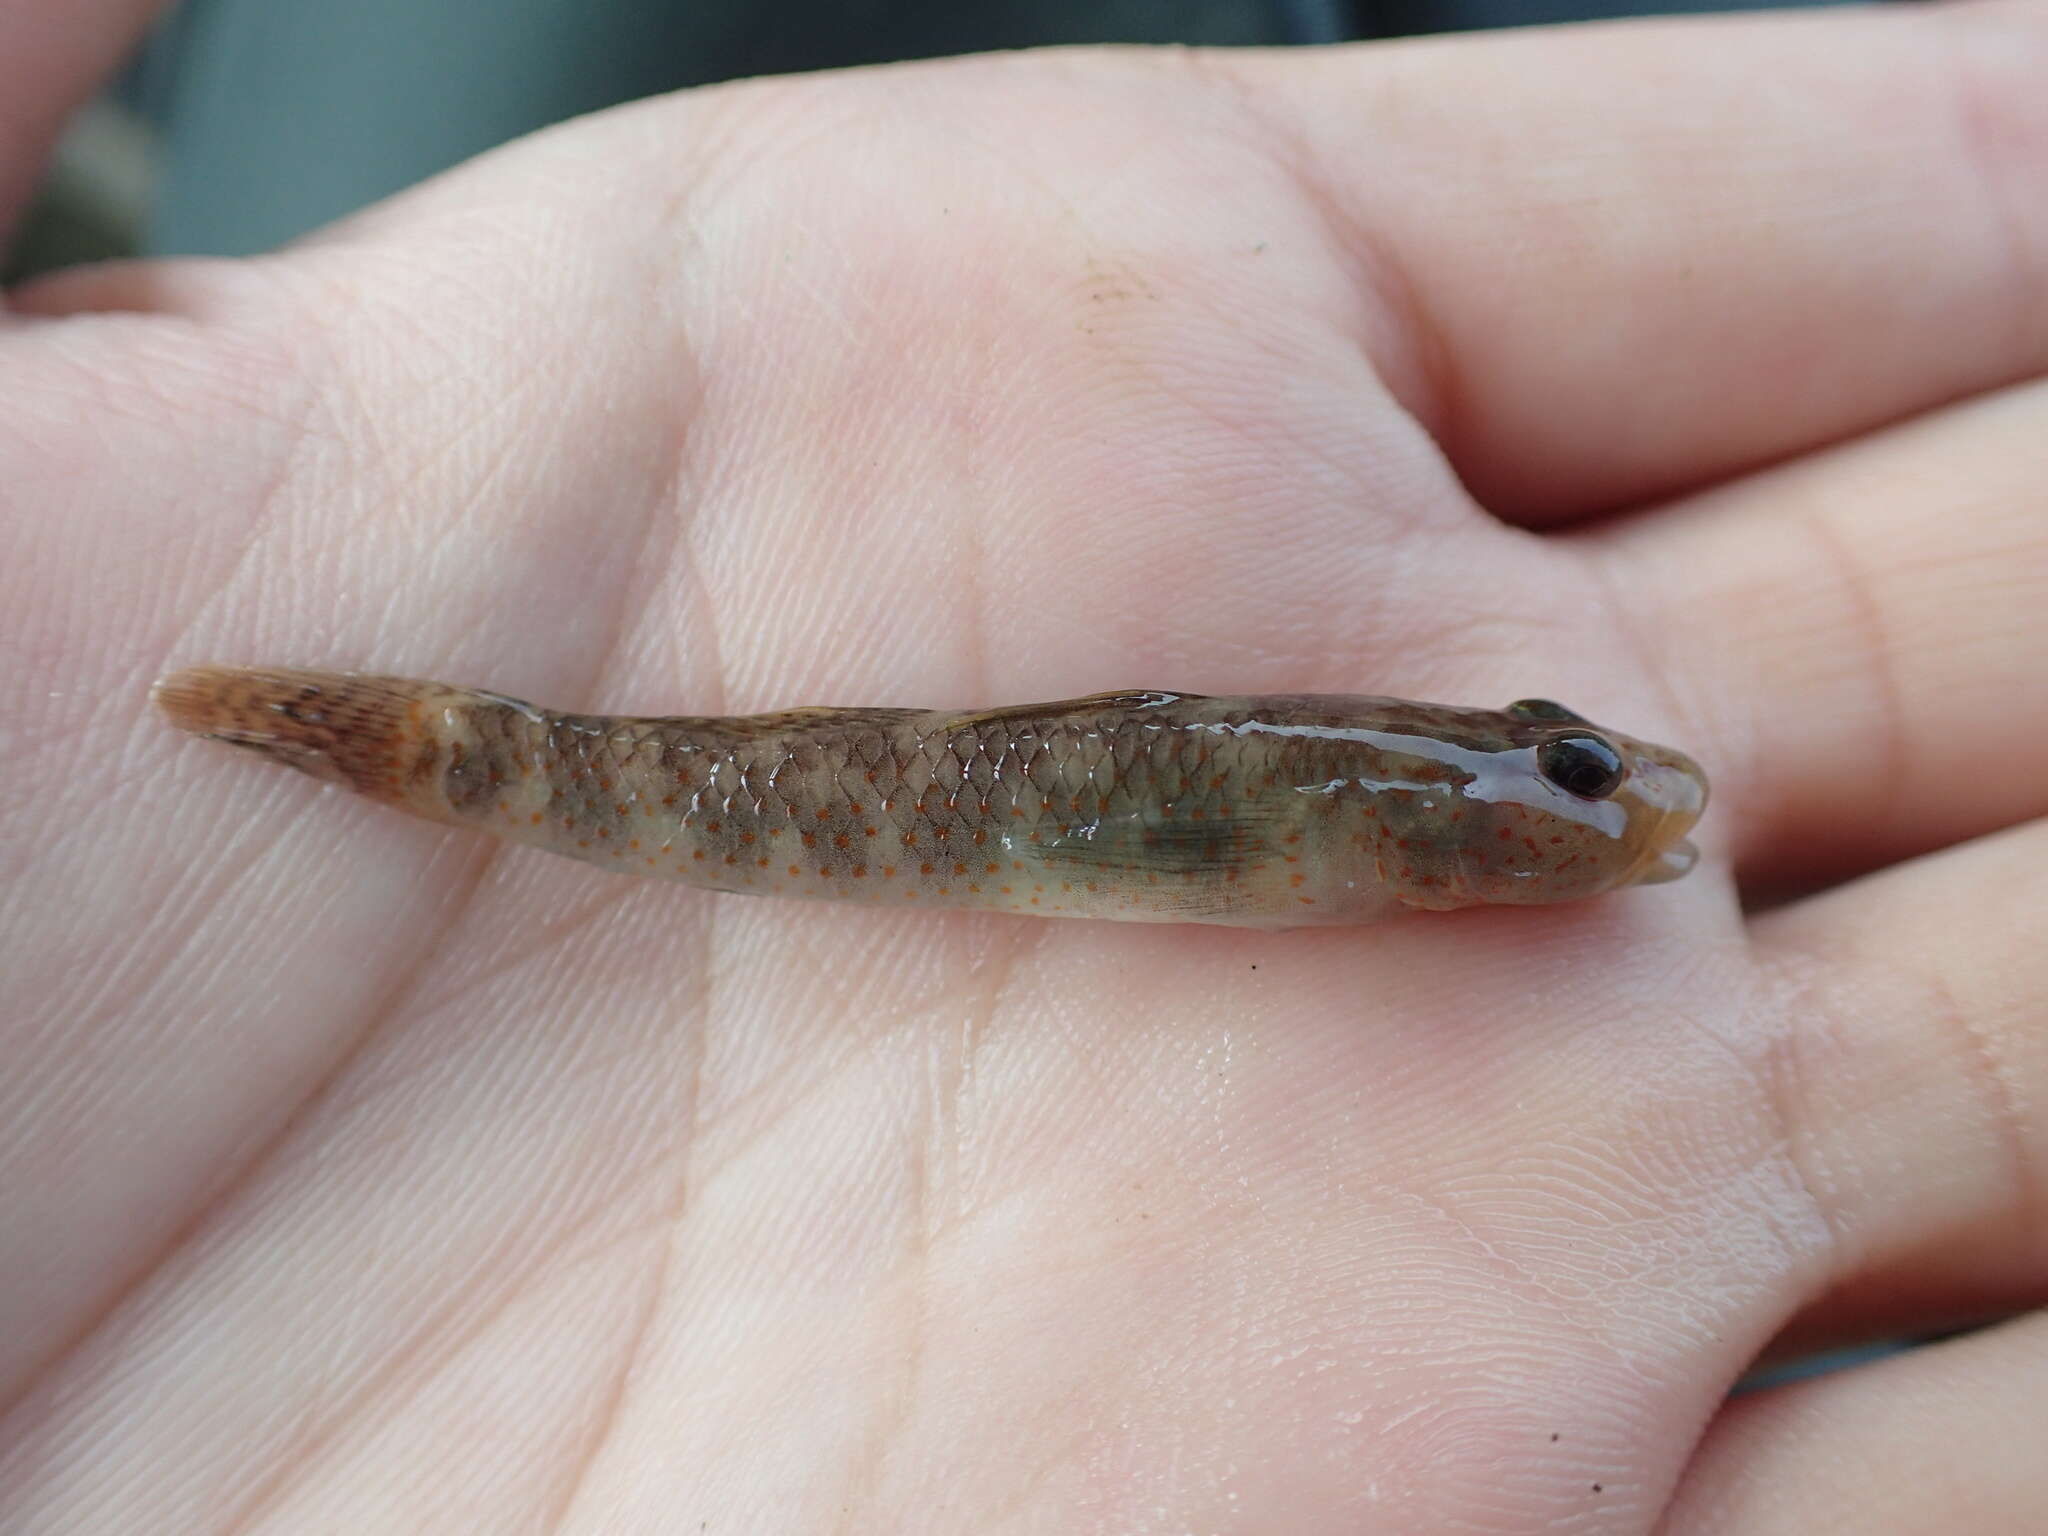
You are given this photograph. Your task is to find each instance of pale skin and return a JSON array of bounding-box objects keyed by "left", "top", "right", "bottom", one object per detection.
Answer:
[{"left": 3, "top": 1, "right": 2047, "bottom": 1530}]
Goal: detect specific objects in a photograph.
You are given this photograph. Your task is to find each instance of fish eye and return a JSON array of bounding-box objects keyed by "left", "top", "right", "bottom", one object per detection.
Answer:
[
  {"left": 1537, "top": 735, "right": 1625, "bottom": 799},
  {"left": 1509, "top": 698, "right": 1585, "bottom": 723}
]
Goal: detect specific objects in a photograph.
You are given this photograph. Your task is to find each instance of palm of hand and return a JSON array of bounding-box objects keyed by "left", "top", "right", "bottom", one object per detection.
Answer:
[{"left": 5, "top": 15, "right": 2047, "bottom": 1533}]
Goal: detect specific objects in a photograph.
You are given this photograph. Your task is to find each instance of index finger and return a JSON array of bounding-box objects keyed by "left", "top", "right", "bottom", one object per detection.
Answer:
[{"left": 1226, "top": 2, "right": 2048, "bottom": 518}]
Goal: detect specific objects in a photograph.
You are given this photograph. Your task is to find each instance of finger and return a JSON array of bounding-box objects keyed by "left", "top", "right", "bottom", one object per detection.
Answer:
[
  {"left": 1227, "top": 2, "right": 2048, "bottom": 518},
  {"left": 1741, "top": 819, "right": 2048, "bottom": 1352},
  {"left": 1588, "top": 375, "right": 2048, "bottom": 891},
  {"left": 1663, "top": 1313, "right": 2048, "bottom": 1535},
  {"left": 0, "top": 0, "right": 168, "bottom": 246}
]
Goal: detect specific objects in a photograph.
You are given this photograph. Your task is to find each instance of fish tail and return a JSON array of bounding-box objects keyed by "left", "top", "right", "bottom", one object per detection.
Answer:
[{"left": 153, "top": 665, "right": 438, "bottom": 804}]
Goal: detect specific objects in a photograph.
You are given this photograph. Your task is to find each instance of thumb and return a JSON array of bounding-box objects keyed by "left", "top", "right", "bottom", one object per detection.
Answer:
[{"left": 0, "top": 0, "right": 168, "bottom": 250}]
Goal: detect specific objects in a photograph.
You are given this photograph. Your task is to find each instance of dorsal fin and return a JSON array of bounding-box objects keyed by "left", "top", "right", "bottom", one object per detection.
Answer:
[{"left": 940, "top": 689, "right": 1197, "bottom": 733}]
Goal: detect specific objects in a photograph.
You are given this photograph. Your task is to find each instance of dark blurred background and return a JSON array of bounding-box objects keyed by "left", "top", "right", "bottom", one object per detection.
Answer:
[{"left": 5, "top": 0, "right": 1849, "bottom": 281}]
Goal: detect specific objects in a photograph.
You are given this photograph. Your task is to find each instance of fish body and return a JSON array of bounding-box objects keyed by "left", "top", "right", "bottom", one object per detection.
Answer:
[{"left": 154, "top": 667, "right": 1706, "bottom": 926}]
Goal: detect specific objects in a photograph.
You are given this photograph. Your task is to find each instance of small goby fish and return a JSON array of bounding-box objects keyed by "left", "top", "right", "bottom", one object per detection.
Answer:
[{"left": 154, "top": 667, "right": 1707, "bottom": 927}]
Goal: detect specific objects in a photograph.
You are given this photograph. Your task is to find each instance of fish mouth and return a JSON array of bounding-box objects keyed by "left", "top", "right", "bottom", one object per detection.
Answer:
[
  {"left": 1636, "top": 837, "right": 1698, "bottom": 885},
  {"left": 1622, "top": 748, "right": 1708, "bottom": 888}
]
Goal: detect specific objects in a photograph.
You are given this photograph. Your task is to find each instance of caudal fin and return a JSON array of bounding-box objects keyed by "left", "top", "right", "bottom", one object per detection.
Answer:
[{"left": 153, "top": 665, "right": 430, "bottom": 802}]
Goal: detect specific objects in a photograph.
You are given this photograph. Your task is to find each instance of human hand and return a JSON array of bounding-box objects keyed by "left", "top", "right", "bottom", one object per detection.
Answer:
[{"left": 4, "top": 4, "right": 2046, "bottom": 1530}]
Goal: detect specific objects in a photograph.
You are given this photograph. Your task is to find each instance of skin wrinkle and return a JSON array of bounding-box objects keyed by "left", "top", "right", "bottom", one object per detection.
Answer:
[
  {"left": 0, "top": 374, "right": 367, "bottom": 1425},
  {"left": 213, "top": 1093, "right": 697, "bottom": 1536},
  {"left": 1920, "top": 957, "right": 2045, "bottom": 1272},
  {"left": 0, "top": 820, "right": 501, "bottom": 1458},
  {"left": 1746, "top": 943, "right": 1879, "bottom": 1306},
  {"left": 843, "top": 935, "right": 1032, "bottom": 1526},
  {"left": 393, "top": 878, "right": 650, "bottom": 1029},
  {"left": 12, "top": 766, "right": 280, "bottom": 1038},
  {"left": 1184, "top": 50, "right": 1458, "bottom": 468},
  {"left": 1942, "top": 16, "right": 2048, "bottom": 365},
  {"left": 1315, "top": 1174, "right": 1678, "bottom": 1529},
  {"left": 831, "top": 1062, "right": 933, "bottom": 1535},
  {"left": 623, "top": 188, "right": 726, "bottom": 725},
  {"left": 1579, "top": 541, "right": 1704, "bottom": 781},
  {"left": 548, "top": 999, "right": 709, "bottom": 1535},
  {"left": 1792, "top": 504, "right": 1908, "bottom": 852},
  {"left": 661, "top": 964, "right": 1008, "bottom": 1258},
  {"left": 149, "top": 356, "right": 315, "bottom": 667},
  {"left": 1740, "top": 927, "right": 1978, "bottom": 1364},
  {"left": 223, "top": 885, "right": 710, "bottom": 1532}
]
